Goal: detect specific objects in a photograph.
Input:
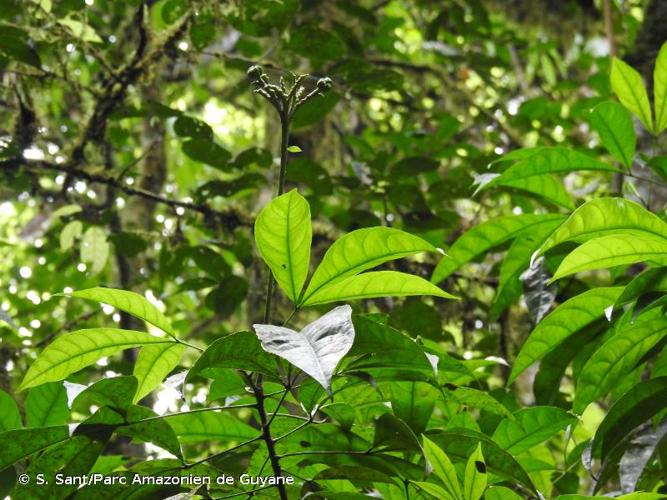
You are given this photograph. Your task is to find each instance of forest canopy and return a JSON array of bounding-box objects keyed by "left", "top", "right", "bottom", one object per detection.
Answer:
[{"left": 0, "top": 0, "right": 666, "bottom": 499}]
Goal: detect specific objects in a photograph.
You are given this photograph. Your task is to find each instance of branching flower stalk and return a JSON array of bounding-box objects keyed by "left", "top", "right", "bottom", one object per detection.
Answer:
[{"left": 245, "top": 65, "right": 332, "bottom": 500}]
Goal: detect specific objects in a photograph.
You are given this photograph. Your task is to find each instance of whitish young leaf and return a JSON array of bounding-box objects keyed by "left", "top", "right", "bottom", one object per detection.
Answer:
[
  {"left": 432, "top": 214, "right": 566, "bottom": 283},
  {"left": 464, "top": 443, "right": 487, "bottom": 500},
  {"left": 573, "top": 316, "right": 667, "bottom": 414},
  {"left": 655, "top": 42, "right": 667, "bottom": 134},
  {"left": 64, "top": 287, "right": 176, "bottom": 336},
  {"left": 254, "top": 305, "right": 354, "bottom": 393},
  {"left": 133, "top": 343, "right": 184, "bottom": 403},
  {"left": 0, "top": 390, "right": 21, "bottom": 432},
  {"left": 422, "top": 436, "right": 462, "bottom": 499},
  {"left": 492, "top": 406, "right": 576, "bottom": 455},
  {"left": 509, "top": 287, "right": 624, "bottom": 383},
  {"left": 302, "top": 227, "right": 438, "bottom": 305},
  {"left": 25, "top": 382, "right": 69, "bottom": 427},
  {"left": 551, "top": 234, "right": 667, "bottom": 281},
  {"left": 19, "top": 329, "right": 176, "bottom": 391},
  {"left": 302, "top": 270, "right": 457, "bottom": 306},
  {"left": 538, "top": 198, "right": 667, "bottom": 257},
  {"left": 610, "top": 57, "right": 654, "bottom": 133},
  {"left": 255, "top": 189, "right": 311, "bottom": 303},
  {"left": 588, "top": 101, "right": 636, "bottom": 167},
  {"left": 80, "top": 226, "right": 109, "bottom": 274}
]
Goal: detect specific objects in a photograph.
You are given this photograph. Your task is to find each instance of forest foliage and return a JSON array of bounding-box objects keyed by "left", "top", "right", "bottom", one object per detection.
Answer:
[{"left": 0, "top": 0, "right": 666, "bottom": 499}]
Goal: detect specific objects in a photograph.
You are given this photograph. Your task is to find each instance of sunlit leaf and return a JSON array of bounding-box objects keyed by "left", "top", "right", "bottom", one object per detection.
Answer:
[
  {"left": 551, "top": 234, "right": 667, "bottom": 281},
  {"left": 422, "top": 436, "right": 462, "bottom": 499},
  {"left": 464, "top": 443, "right": 486, "bottom": 500},
  {"left": 655, "top": 42, "right": 667, "bottom": 134},
  {"left": 19, "top": 329, "right": 176, "bottom": 391},
  {"left": 64, "top": 287, "right": 176, "bottom": 336},
  {"left": 164, "top": 411, "right": 258, "bottom": 443},
  {"left": 303, "top": 226, "right": 438, "bottom": 305},
  {"left": 81, "top": 226, "right": 109, "bottom": 275},
  {"left": 255, "top": 189, "right": 311, "bottom": 303},
  {"left": 509, "top": 287, "right": 624, "bottom": 383},
  {"left": 25, "top": 382, "right": 68, "bottom": 427},
  {"left": 610, "top": 57, "right": 654, "bottom": 133},
  {"left": 133, "top": 343, "right": 185, "bottom": 403},
  {"left": 0, "top": 390, "right": 21, "bottom": 432},
  {"left": 302, "top": 270, "right": 457, "bottom": 306}
]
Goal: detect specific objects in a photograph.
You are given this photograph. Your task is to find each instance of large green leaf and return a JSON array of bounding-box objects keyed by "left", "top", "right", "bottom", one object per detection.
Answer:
[
  {"left": 588, "top": 101, "right": 636, "bottom": 167},
  {"left": 496, "top": 174, "right": 575, "bottom": 209},
  {"left": 425, "top": 428, "right": 537, "bottom": 495},
  {"left": 490, "top": 218, "right": 564, "bottom": 319},
  {"left": 484, "top": 148, "right": 616, "bottom": 188},
  {"left": 0, "top": 426, "right": 70, "bottom": 469},
  {"left": 122, "top": 406, "right": 182, "bottom": 458},
  {"left": 492, "top": 406, "right": 576, "bottom": 455},
  {"left": 19, "top": 329, "right": 176, "bottom": 391},
  {"left": 432, "top": 214, "right": 565, "bottom": 283},
  {"left": 655, "top": 42, "right": 667, "bottom": 134},
  {"left": 255, "top": 189, "right": 311, "bottom": 303},
  {"left": 552, "top": 234, "right": 667, "bottom": 281},
  {"left": 464, "top": 443, "right": 486, "bottom": 500},
  {"left": 302, "top": 270, "right": 457, "bottom": 306},
  {"left": 412, "top": 481, "right": 455, "bottom": 500},
  {"left": 65, "top": 287, "right": 176, "bottom": 336},
  {"left": 391, "top": 382, "right": 438, "bottom": 435},
  {"left": 133, "top": 343, "right": 184, "bottom": 403},
  {"left": 188, "top": 331, "right": 278, "bottom": 380},
  {"left": 538, "top": 198, "right": 667, "bottom": 256},
  {"left": 73, "top": 376, "right": 138, "bottom": 412},
  {"left": 610, "top": 57, "right": 654, "bottom": 133},
  {"left": 615, "top": 267, "right": 667, "bottom": 308},
  {"left": 164, "top": 411, "right": 258, "bottom": 443},
  {"left": 0, "top": 390, "right": 21, "bottom": 432},
  {"left": 592, "top": 377, "right": 667, "bottom": 461},
  {"left": 422, "top": 436, "right": 462, "bottom": 499},
  {"left": 573, "top": 316, "right": 667, "bottom": 414},
  {"left": 509, "top": 287, "right": 624, "bottom": 383},
  {"left": 25, "top": 382, "right": 69, "bottom": 427},
  {"left": 302, "top": 227, "right": 437, "bottom": 305},
  {"left": 80, "top": 226, "right": 109, "bottom": 275}
]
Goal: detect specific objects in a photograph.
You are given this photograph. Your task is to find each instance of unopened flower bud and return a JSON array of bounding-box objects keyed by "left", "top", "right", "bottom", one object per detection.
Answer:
[{"left": 316, "top": 77, "right": 332, "bottom": 91}]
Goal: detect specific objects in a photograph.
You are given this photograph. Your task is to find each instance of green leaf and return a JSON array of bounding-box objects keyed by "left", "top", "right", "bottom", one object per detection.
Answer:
[
  {"left": 287, "top": 145, "right": 302, "bottom": 153},
  {"left": 443, "top": 386, "right": 512, "bottom": 417},
  {"left": 391, "top": 382, "right": 438, "bottom": 435},
  {"left": 573, "top": 316, "right": 667, "bottom": 414},
  {"left": 491, "top": 218, "right": 564, "bottom": 319},
  {"left": 81, "top": 226, "right": 109, "bottom": 274},
  {"left": 412, "top": 481, "right": 455, "bottom": 500},
  {"left": 422, "top": 436, "right": 462, "bottom": 499},
  {"left": 173, "top": 115, "right": 213, "bottom": 139},
  {"left": 373, "top": 413, "right": 421, "bottom": 451},
  {"left": 292, "top": 91, "right": 340, "bottom": 128},
  {"left": 610, "top": 57, "right": 654, "bottom": 133},
  {"left": 0, "top": 426, "right": 70, "bottom": 469},
  {"left": 0, "top": 25, "right": 41, "bottom": 68},
  {"left": 64, "top": 287, "right": 176, "bottom": 336},
  {"left": 509, "top": 287, "right": 624, "bottom": 383},
  {"left": 492, "top": 406, "right": 576, "bottom": 455},
  {"left": 25, "top": 382, "right": 69, "bottom": 427},
  {"left": 551, "top": 234, "right": 667, "bottom": 281},
  {"left": 615, "top": 267, "right": 667, "bottom": 309},
  {"left": 484, "top": 148, "right": 617, "bottom": 188},
  {"left": 592, "top": 377, "right": 667, "bottom": 461},
  {"left": 426, "top": 429, "right": 537, "bottom": 495},
  {"left": 60, "top": 220, "right": 82, "bottom": 250},
  {"left": 303, "top": 226, "right": 438, "bottom": 305},
  {"left": 188, "top": 331, "right": 278, "bottom": 380},
  {"left": 0, "top": 389, "right": 21, "bottom": 432},
  {"left": 655, "top": 42, "right": 667, "bottom": 134},
  {"left": 19, "top": 329, "right": 176, "bottom": 391},
  {"left": 588, "top": 101, "right": 636, "bottom": 167},
  {"left": 497, "top": 174, "right": 575, "bottom": 210},
  {"left": 302, "top": 270, "right": 457, "bottom": 306},
  {"left": 464, "top": 443, "right": 486, "bottom": 500},
  {"left": 538, "top": 198, "right": 667, "bottom": 256},
  {"left": 485, "top": 486, "right": 524, "bottom": 500},
  {"left": 255, "top": 189, "right": 311, "bottom": 303},
  {"left": 73, "top": 376, "right": 138, "bottom": 412},
  {"left": 182, "top": 138, "right": 232, "bottom": 171},
  {"left": 133, "top": 343, "right": 184, "bottom": 403},
  {"left": 432, "top": 214, "right": 565, "bottom": 283},
  {"left": 122, "top": 406, "right": 182, "bottom": 458},
  {"left": 164, "top": 411, "right": 258, "bottom": 443},
  {"left": 254, "top": 306, "right": 354, "bottom": 393}
]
